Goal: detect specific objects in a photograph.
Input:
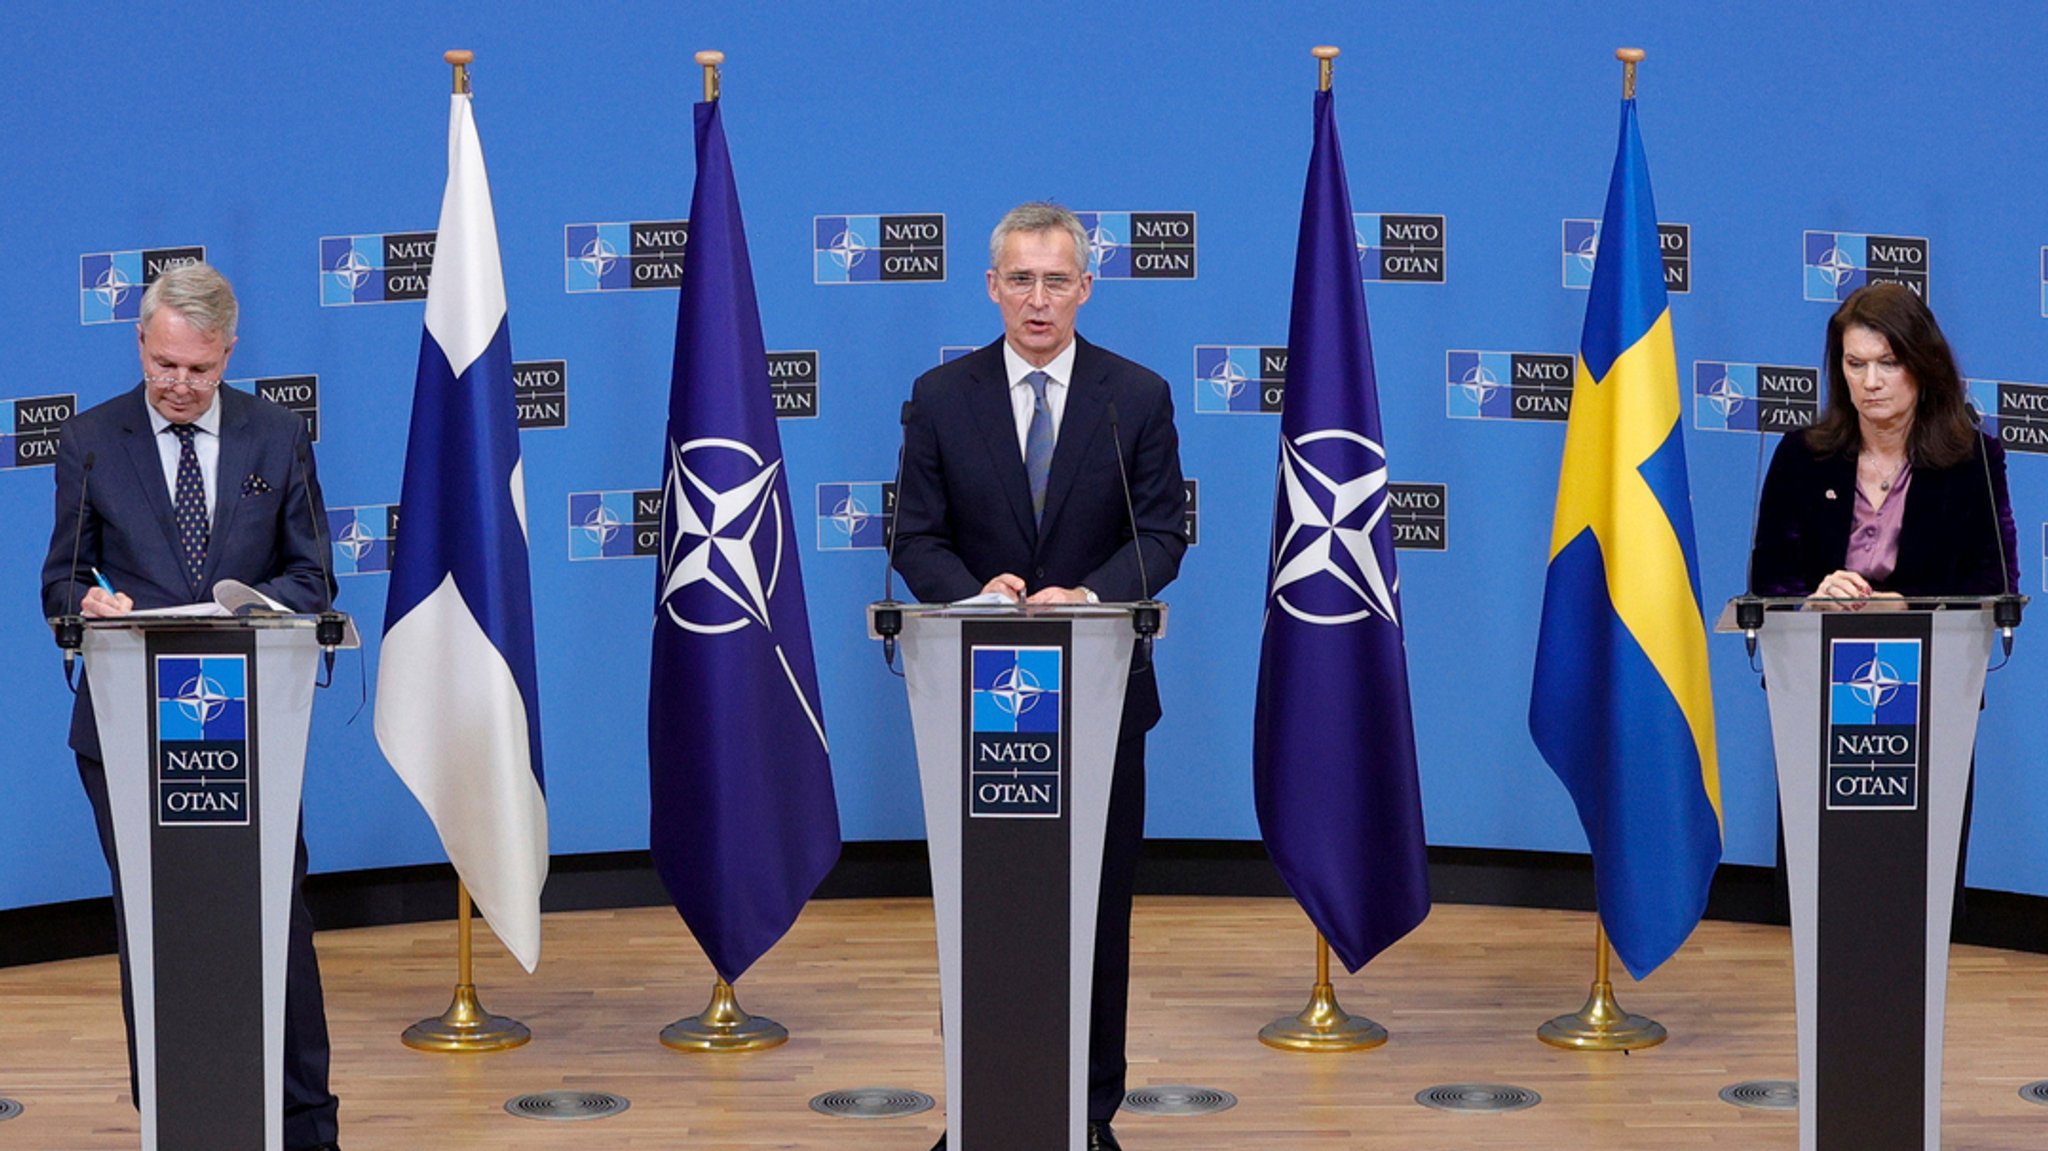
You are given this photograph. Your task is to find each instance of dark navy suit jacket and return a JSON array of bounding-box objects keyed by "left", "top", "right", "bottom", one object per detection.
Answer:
[
  {"left": 892, "top": 336, "right": 1188, "bottom": 729},
  {"left": 1749, "top": 427, "right": 2020, "bottom": 598},
  {"left": 42, "top": 384, "right": 333, "bottom": 756}
]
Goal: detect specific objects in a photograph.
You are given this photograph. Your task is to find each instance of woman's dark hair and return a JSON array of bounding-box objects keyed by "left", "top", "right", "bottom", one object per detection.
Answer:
[{"left": 1808, "top": 282, "right": 1978, "bottom": 467}]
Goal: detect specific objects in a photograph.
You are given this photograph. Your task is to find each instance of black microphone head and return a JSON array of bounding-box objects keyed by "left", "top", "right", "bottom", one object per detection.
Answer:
[
  {"left": 1106, "top": 400, "right": 1121, "bottom": 427},
  {"left": 899, "top": 400, "right": 914, "bottom": 426},
  {"left": 83, "top": 450, "right": 95, "bottom": 470}
]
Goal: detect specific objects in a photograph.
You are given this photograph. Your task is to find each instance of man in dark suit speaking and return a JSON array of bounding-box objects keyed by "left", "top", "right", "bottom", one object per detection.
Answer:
[
  {"left": 40, "top": 263, "right": 342, "bottom": 1151},
  {"left": 893, "top": 202, "right": 1188, "bottom": 1151}
]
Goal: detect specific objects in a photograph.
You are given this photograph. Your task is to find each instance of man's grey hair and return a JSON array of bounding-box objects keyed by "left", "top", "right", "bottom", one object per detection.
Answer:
[
  {"left": 989, "top": 202, "right": 1090, "bottom": 275},
  {"left": 139, "top": 263, "right": 239, "bottom": 343}
]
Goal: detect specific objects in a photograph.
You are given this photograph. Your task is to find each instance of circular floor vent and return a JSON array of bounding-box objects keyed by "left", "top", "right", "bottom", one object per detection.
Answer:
[
  {"left": 1720, "top": 1079, "right": 1798, "bottom": 1110},
  {"left": 808, "top": 1087, "right": 936, "bottom": 1118},
  {"left": 503, "top": 1090, "right": 631, "bottom": 1121},
  {"left": 1415, "top": 1083, "right": 1541, "bottom": 1113},
  {"left": 1123, "top": 1084, "right": 1237, "bottom": 1115}
]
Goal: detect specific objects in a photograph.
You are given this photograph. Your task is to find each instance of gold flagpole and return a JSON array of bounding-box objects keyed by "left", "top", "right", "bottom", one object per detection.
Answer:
[
  {"left": 396, "top": 52, "right": 532, "bottom": 1055},
  {"left": 1259, "top": 927, "right": 1387, "bottom": 1052},
  {"left": 655, "top": 50, "right": 789, "bottom": 1057},
  {"left": 1535, "top": 46, "right": 1667, "bottom": 1056},
  {"left": 402, "top": 880, "right": 531, "bottom": 1051},
  {"left": 1256, "top": 44, "right": 1390, "bottom": 1058}
]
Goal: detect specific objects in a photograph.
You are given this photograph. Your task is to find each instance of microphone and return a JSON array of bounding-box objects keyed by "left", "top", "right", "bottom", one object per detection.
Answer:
[
  {"left": 295, "top": 441, "right": 347, "bottom": 677},
  {"left": 1104, "top": 401, "right": 1161, "bottom": 660},
  {"left": 1737, "top": 411, "right": 1770, "bottom": 659},
  {"left": 52, "top": 450, "right": 96, "bottom": 685},
  {"left": 872, "top": 401, "right": 914, "bottom": 670},
  {"left": 1969, "top": 404, "right": 2023, "bottom": 656}
]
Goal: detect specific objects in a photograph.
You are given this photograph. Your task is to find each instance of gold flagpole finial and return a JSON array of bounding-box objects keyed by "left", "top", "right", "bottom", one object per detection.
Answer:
[
  {"left": 1312, "top": 45, "right": 1339, "bottom": 92},
  {"left": 445, "top": 49, "right": 473, "bottom": 95},
  {"left": 696, "top": 49, "right": 725, "bottom": 102},
  {"left": 1616, "top": 47, "right": 1644, "bottom": 100}
]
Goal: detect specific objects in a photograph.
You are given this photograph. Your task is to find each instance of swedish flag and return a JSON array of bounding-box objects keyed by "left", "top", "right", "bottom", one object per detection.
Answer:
[{"left": 1529, "top": 96, "right": 1721, "bottom": 980}]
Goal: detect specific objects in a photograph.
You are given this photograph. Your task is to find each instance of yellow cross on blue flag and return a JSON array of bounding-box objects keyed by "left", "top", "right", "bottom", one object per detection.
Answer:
[{"left": 1529, "top": 94, "right": 1721, "bottom": 980}]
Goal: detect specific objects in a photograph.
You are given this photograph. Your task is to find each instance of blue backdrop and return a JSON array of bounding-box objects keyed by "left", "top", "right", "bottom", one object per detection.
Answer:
[{"left": 8, "top": 2, "right": 2048, "bottom": 914}]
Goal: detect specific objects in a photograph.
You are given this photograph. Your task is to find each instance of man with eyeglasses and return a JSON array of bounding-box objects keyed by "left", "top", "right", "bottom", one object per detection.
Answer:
[
  {"left": 40, "top": 263, "right": 343, "bottom": 1151},
  {"left": 893, "top": 202, "right": 1188, "bottom": 1151}
]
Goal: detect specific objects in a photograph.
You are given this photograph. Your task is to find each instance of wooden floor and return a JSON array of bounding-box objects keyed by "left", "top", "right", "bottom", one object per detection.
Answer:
[{"left": 5, "top": 897, "right": 2048, "bottom": 1149}]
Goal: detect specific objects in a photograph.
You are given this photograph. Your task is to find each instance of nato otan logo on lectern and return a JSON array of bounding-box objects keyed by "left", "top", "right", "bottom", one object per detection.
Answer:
[
  {"left": 1692, "top": 362, "right": 1818, "bottom": 434},
  {"left": 1076, "top": 211, "right": 1197, "bottom": 279},
  {"left": 814, "top": 214, "right": 946, "bottom": 283},
  {"left": 80, "top": 246, "right": 205, "bottom": 324},
  {"left": 0, "top": 394, "right": 74, "bottom": 469},
  {"left": 1826, "top": 639, "right": 1922, "bottom": 811},
  {"left": 328, "top": 505, "right": 398, "bottom": 575},
  {"left": 1193, "top": 345, "right": 1286, "bottom": 414},
  {"left": 155, "top": 655, "right": 250, "bottom": 826},
  {"left": 969, "top": 646, "right": 1063, "bottom": 818},
  {"left": 1967, "top": 379, "right": 2048, "bottom": 455},
  {"left": 320, "top": 232, "right": 435, "bottom": 305},
  {"left": 564, "top": 220, "right": 689, "bottom": 292},
  {"left": 1805, "top": 231, "right": 1928, "bottom": 302},
  {"left": 567, "top": 489, "right": 660, "bottom": 560}
]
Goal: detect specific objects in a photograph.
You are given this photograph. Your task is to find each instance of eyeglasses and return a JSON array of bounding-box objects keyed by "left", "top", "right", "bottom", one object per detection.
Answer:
[
  {"left": 143, "top": 375, "right": 223, "bottom": 394},
  {"left": 997, "top": 272, "right": 1083, "bottom": 299}
]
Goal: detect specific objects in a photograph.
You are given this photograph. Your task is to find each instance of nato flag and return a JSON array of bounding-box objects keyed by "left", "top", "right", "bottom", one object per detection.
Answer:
[
  {"left": 1251, "top": 87, "right": 1431, "bottom": 974},
  {"left": 648, "top": 99, "right": 840, "bottom": 983}
]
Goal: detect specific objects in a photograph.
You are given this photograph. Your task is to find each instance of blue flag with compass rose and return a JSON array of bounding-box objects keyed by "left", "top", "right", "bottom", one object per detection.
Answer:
[
  {"left": 1251, "top": 87, "right": 1431, "bottom": 974},
  {"left": 648, "top": 97, "right": 840, "bottom": 983}
]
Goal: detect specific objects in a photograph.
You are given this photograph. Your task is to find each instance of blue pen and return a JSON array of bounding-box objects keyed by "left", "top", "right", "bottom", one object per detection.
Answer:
[{"left": 91, "top": 567, "right": 116, "bottom": 595}]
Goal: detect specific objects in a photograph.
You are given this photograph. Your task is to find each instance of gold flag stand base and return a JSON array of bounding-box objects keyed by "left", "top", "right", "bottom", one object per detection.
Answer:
[
  {"left": 402, "top": 880, "right": 531, "bottom": 1052},
  {"left": 402, "top": 982, "right": 532, "bottom": 1053},
  {"left": 1258, "top": 932, "right": 1388, "bottom": 1052},
  {"left": 661, "top": 979, "right": 788, "bottom": 1053},
  {"left": 1537, "top": 919, "right": 1666, "bottom": 1051}
]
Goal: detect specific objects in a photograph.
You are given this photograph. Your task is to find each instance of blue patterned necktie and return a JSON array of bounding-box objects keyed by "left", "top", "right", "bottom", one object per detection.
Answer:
[
  {"left": 169, "top": 423, "right": 209, "bottom": 586},
  {"left": 1024, "top": 370, "right": 1054, "bottom": 524}
]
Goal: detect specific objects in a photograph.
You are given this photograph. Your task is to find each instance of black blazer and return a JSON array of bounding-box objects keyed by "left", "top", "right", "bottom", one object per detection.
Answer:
[
  {"left": 892, "top": 336, "right": 1189, "bottom": 729},
  {"left": 41, "top": 384, "right": 334, "bottom": 755},
  {"left": 1749, "top": 427, "right": 2019, "bottom": 598}
]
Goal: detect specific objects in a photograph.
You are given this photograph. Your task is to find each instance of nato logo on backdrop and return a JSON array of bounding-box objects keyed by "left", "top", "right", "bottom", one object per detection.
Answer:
[
  {"left": 1826, "top": 638, "right": 1922, "bottom": 811},
  {"left": 230, "top": 376, "right": 320, "bottom": 441},
  {"left": 564, "top": 220, "right": 689, "bottom": 291},
  {"left": 80, "top": 246, "right": 205, "bottom": 324},
  {"left": 1193, "top": 345, "right": 1286, "bottom": 414},
  {"left": 1388, "top": 483, "right": 1449, "bottom": 551},
  {"left": 1182, "top": 479, "right": 1200, "bottom": 547},
  {"left": 154, "top": 654, "right": 250, "bottom": 826},
  {"left": 1356, "top": 214, "right": 1447, "bottom": 283},
  {"left": 1692, "top": 362, "right": 1819, "bottom": 434},
  {"left": 814, "top": 214, "right": 946, "bottom": 283},
  {"left": 1076, "top": 211, "right": 1197, "bottom": 279},
  {"left": 514, "top": 361, "right": 568, "bottom": 430},
  {"left": 1561, "top": 220, "right": 1690, "bottom": 293},
  {"left": 1445, "top": 350, "right": 1574, "bottom": 421},
  {"left": 1804, "top": 231, "right": 1928, "bottom": 301},
  {"left": 816, "top": 482, "right": 893, "bottom": 551},
  {"left": 969, "top": 645, "right": 1063, "bottom": 819},
  {"left": 329, "top": 505, "right": 398, "bottom": 576},
  {"left": 568, "top": 489, "right": 661, "bottom": 560},
  {"left": 768, "top": 351, "right": 819, "bottom": 419},
  {"left": 321, "top": 233, "right": 435, "bottom": 306},
  {"left": 1967, "top": 379, "right": 2048, "bottom": 454},
  {"left": 939, "top": 345, "right": 978, "bottom": 364},
  {"left": 0, "top": 394, "right": 74, "bottom": 468}
]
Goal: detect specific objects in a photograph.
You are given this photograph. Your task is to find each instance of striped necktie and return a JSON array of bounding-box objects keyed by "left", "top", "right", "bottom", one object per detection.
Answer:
[{"left": 1023, "top": 370, "right": 1054, "bottom": 524}]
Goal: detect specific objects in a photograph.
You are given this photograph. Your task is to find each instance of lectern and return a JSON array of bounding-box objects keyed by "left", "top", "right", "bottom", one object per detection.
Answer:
[
  {"left": 873, "top": 601, "right": 1161, "bottom": 1151},
  {"left": 1723, "top": 598, "right": 2008, "bottom": 1151},
  {"left": 82, "top": 616, "right": 326, "bottom": 1151}
]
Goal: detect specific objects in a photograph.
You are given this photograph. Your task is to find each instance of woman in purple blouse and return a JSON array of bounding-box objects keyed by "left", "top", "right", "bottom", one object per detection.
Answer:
[{"left": 1749, "top": 283, "right": 2020, "bottom": 603}]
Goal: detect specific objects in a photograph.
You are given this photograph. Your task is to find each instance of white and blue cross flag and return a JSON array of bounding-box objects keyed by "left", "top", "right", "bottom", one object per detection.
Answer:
[{"left": 374, "top": 88, "right": 549, "bottom": 972}]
